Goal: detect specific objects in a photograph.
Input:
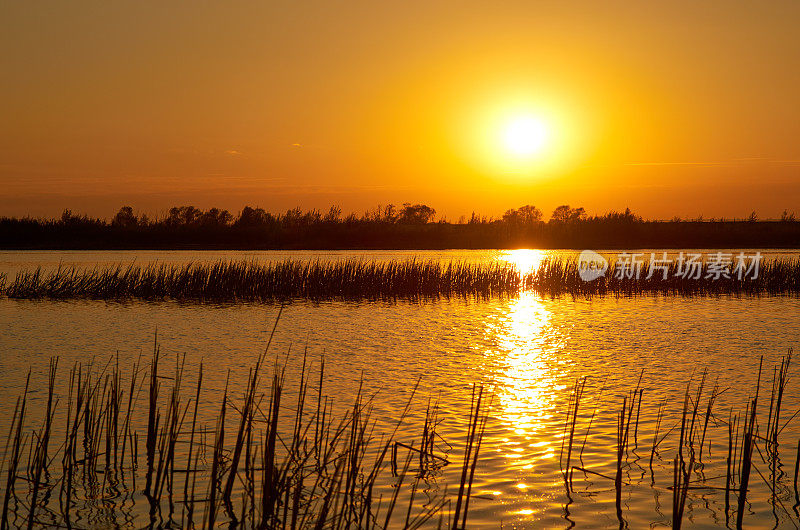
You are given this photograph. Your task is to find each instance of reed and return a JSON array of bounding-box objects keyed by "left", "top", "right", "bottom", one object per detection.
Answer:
[
  {"left": 770, "top": 350, "right": 792, "bottom": 447},
  {"left": 3, "top": 256, "right": 800, "bottom": 302},
  {"left": 725, "top": 410, "right": 740, "bottom": 523},
  {"left": 795, "top": 440, "right": 800, "bottom": 507},
  {"left": 737, "top": 358, "right": 763, "bottom": 529},
  {"left": 0, "top": 342, "right": 490, "bottom": 529},
  {"left": 1, "top": 373, "right": 29, "bottom": 530},
  {"left": 526, "top": 255, "right": 800, "bottom": 297},
  {"left": 4, "top": 341, "right": 800, "bottom": 527},
  {"left": 452, "top": 384, "right": 489, "bottom": 530},
  {"left": 561, "top": 376, "right": 586, "bottom": 489},
  {"left": 615, "top": 396, "right": 626, "bottom": 526},
  {"left": 565, "top": 349, "right": 798, "bottom": 529},
  {"left": 672, "top": 379, "right": 695, "bottom": 530}
]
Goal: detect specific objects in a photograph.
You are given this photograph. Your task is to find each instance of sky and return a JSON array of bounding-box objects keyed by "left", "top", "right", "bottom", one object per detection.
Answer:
[{"left": 2, "top": 1, "right": 799, "bottom": 221}]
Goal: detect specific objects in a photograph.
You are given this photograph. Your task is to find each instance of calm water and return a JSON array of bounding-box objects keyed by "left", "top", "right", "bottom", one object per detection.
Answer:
[{"left": 2, "top": 250, "right": 800, "bottom": 529}]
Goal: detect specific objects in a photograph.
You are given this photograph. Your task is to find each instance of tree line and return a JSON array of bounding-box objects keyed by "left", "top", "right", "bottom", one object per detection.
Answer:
[{"left": 1, "top": 203, "right": 798, "bottom": 249}]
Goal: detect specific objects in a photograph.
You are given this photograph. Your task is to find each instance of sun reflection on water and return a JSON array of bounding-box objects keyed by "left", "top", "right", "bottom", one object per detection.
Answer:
[
  {"left": 498, "top": 248, "right": 547, "bottom": 276},
  {"left": 484, "top": 291, "right": 569, "bottom": 468}
]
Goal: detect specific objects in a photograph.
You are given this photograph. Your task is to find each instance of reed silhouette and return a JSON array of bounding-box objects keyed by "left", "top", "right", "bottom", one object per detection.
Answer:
[
  {"left": 564, "top": 350, "right": 796, "bottom": 529},
  {"left": 0, "top": 336, "right": 490, "bottom": 529},
  {"left": 2, "top": 256, "right": 799, "bottom": 302}
]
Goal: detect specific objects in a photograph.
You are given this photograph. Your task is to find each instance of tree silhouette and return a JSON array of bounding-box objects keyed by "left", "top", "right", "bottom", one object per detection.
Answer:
[
  {"left": 550, "top": 205, "right": 586, "bottom": 223},
  {"left": 112, "top": 206, "right": 138, "bottom": 228},
  {"left": 398, "top": 203, "right": 436, "bottom": 224},
  {"left": 503, "top": 205, "right": 543, "bottom": 224}
]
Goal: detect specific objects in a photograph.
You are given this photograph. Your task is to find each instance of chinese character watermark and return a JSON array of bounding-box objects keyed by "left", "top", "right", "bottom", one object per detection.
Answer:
[{"left": 577, "top": 251, "right": 762, "bottom": 282}]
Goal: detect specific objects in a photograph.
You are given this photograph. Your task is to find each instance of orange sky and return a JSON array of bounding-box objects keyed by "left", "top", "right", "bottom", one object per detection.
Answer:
[{"left": 2, "top": 1, "right": 799, "bottom": 220}]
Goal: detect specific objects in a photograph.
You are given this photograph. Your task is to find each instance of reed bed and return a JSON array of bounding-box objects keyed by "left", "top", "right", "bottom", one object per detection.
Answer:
[
  {"left": 563, "top": 349, "right": 800, "bottom": 529},
  {"left": 3, "top": 260, "right": 518, "bottom": 301},
  {"left": 3, "top": 331, "right": 800, "bottom": 527},
  {"left": 0, "top": 340, "right": 490, "bottom": 529},
  {"left": 3, "top": 256, "right": 800, "bottom": 302},
  {"left": 528, "top": 256, "right": 800, "bottom": 297}
]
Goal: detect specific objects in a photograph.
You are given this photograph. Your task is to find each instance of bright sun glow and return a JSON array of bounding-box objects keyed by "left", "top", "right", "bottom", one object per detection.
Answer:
[
  {"left": 457, "top": 93, "right": 581, "bottom": 179},
  {"left": 503, "top": 116, "right": 548, "bottom": 157}
]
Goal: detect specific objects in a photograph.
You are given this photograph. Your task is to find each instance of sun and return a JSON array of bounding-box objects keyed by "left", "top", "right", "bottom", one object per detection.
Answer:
[
  {"left": 503, "top": 116, "right": 548, "bottom": 158},
  {"left": 455, "top": 94, "right": 579, "bottom": 179}
]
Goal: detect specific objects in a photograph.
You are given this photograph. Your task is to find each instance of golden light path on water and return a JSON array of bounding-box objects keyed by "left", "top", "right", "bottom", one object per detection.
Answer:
[
  {"left": 499, "top": 248, "right": 547, "bottom": 276},
  {"left": 481, "top": 249, "right": 572, "bottom": 518}
]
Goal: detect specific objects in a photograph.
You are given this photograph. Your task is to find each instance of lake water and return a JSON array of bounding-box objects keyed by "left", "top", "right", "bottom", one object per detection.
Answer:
[{"left": 1, "top": 249, "right": 800, "bottom": 529}]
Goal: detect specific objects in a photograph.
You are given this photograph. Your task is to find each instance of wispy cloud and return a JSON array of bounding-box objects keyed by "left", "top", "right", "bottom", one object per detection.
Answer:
[
  {"left": 624, "top": 157, "right": 797, "bottom": 167},
  {"left": 624, "top": 161, "right": 726, "bottom": 167}
]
